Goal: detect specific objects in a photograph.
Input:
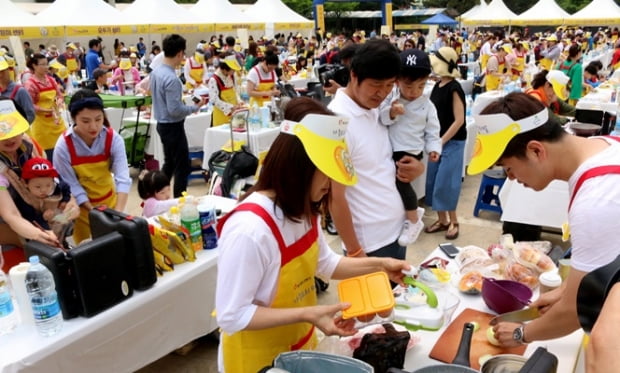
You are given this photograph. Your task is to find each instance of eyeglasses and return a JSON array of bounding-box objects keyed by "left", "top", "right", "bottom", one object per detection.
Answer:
[{"left": 37, "top": 63, "right": 48, "bottom": 66}]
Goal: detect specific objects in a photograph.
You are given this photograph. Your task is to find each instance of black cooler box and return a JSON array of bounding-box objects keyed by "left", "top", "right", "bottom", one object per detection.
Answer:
[
  {"left": 89, "top": 207, "right": 157, "bottom": 290},
  {"left": 25, "top": 232, "right": 133, "bottom": 318}
]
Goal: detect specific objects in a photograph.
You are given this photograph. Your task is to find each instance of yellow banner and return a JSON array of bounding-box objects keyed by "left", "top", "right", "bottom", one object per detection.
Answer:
[
  {"left": 65, "top": 25, "right": 149, "bottom": 37},
  {"left": 316, "top": 4, "right": 325, "bottom": 33},
  {"left": 462, "top": 19, "right": 511, "bottom": 26},
  {"left": 150, "top": 24, "right": 203, "bottom": 34},
  {"left": 0, "top": 26, "right": 64, "bottom": 39},
  {"left": 274, "top": 22, "right": 314, "bottom": 30},
  {"left": 511, "top": 19, "right": 565, "bottom": 26},
  {"left": 213, "top": 23, "right": 262, "bottom": 32},
  {"left": 395, "top": 24, "right": 429, "bottom": 30}
]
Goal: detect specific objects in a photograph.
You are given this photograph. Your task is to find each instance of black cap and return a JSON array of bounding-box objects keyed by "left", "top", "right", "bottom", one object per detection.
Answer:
[{"left": 400, "top": 49, "right": 431, "bottom": 74}]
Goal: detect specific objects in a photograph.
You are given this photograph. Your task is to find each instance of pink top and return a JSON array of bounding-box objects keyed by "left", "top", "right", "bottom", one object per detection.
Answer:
[{"left": 142, "top": 197, "right": 178, "bottom": 218}]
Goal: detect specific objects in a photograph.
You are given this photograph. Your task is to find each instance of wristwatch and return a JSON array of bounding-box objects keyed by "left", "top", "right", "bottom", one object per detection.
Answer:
[{"left": 513, "top": 324, "right": 527, "bottom": 344}]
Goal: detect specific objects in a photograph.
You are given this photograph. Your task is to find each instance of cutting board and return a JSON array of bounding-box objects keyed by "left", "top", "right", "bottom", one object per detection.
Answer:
[{"left": 429, "top": 308, "right": 527, "bottom": 370}]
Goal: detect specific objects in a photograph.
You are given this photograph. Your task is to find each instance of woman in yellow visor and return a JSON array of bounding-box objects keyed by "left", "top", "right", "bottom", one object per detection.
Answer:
[{"left": 215, "top": 97, "right": 411, "bottom": 373}]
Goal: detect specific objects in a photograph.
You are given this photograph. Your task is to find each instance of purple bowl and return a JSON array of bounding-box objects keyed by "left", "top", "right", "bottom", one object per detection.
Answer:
[{"left": 482, "top": 278, "right": 533, "bottom": 314}]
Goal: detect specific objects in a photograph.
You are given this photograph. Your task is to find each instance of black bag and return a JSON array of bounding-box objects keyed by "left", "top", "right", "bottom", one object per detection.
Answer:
[
  {"left": 207, "top": 149, "right": 232, "bottom": 174},
  {"left": 220, "top": 145, "right": 258, "bottom": 197},
  {"left": 353, "top": 323, "right": 410, "bottom": 373}
]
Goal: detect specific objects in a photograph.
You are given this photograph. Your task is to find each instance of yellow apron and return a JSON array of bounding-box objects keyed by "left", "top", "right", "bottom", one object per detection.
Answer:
[
  {"left": 64, "top": 54, "right": 78, "bottom": 73},
  {"left": 250, "top": 65, "right": 276, "bottom": 108},
  {"left": 480, "top": 53, "right": 490, "bottom": 72},
  {"left": 30, "top": 76, "right": 66, "bottom": 151},
  {"left": 539, "top": 57, "right": 554, "bottom": 71},
  {"left": 211, "top": 74, "right": 238, "bottom": 127},
  {"left": 218, "top": 203, "right": 319, "bottom": 373},
  {"left": 512, "top": 51, "right": 525, "bottom": 79},
  {"left": 485, "top": 55, "right": 505, "bottom": 91},
  {"left": 64, "top": 127, "right": 117, "bottom": 244},
  {"left": 186, "top": 58, "right": 204, "bottom": 90}
]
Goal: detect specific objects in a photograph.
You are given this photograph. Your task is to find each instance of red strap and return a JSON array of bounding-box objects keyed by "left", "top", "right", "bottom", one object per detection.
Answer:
[
  {"left": 291, "top": 325, "right": 315, "bottom": 350},
  {"left": 64, "top": 127, "right": 114, "bottom": 165},
  {"left": 9, "top": 84, "right": 21, "bottom": 100},
  {"left": 569, "top": 165, "right": 620, "bottom": 210},
  {"left": 216, "top": 202, "right": 318, "bottom": 267}
]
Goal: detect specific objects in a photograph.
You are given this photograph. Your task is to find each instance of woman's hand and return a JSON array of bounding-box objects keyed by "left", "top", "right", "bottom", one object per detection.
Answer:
[
  {"left": 308, "top": 303, "right": 357, "bottom": 337},
  {"left": 33, "top": 228, "right": 60, "bottom": 247}
]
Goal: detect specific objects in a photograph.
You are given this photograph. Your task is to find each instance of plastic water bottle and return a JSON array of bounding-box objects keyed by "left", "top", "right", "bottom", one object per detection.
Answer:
[
  {"left": 198, "top": 202, "right": 218, "bottom": 250},
  {"left": 239, "top": 79, "right": 250, "bottom": 104},
  {"left": 180, "top": 195, "right": 203, "bottom": 252},
  {"left": 249, "top": 103, "right": 261, "bottom": 131},
  {"left": 0, "top": 268, "right": 19, "bottom": 335},
  {"left": 25, "top": 256, "right": 62, "bottom": 337},
  {"left": 465, "top": 95, "right": 473, "bottom": 118}
]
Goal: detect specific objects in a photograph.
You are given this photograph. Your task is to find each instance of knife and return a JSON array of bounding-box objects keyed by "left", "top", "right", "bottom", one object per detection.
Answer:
[{"left": 489, "top": 307, "right": 541, "bottom": 325}]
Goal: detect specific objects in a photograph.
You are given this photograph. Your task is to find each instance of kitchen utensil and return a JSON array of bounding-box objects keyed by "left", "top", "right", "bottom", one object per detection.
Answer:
[
  {"left": 338, "top": 271, "right": 395, "bottom": 322},
  {"left": 482, "top": 278, "right": 532, "bottom": 314},
  {"left": 489, "top": 307, "right": 541, "bottom": 326},
  {"left": 409, "top": 323, "right": 478, "bottom": 373},
  {"left": 429, "top": 308, "right": 527, "bottom": 370},
  {"left": 480, "top": 354, "right": 528, "bottom": 373}
]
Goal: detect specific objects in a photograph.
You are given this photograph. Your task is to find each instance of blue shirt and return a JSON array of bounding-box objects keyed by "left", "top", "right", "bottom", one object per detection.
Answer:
[
  {"left": 53, "top": 126, "right": 131, "bottom": 205},
  {"left": 0, "top": 81, "right": 36, "bottom": 123},
  {"left": 150, "top": 64, "right": 196, "bottom": 123},
  {"left": 85, "top": 49, "right": 102, "bottom": 79}
]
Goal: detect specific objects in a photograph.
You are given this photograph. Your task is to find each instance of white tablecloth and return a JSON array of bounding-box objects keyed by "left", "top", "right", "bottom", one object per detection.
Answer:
[
  {"left": 402, "top": 247, "right": 585, "bottom": 372},
  {"left": 0, "top": 196, "right": 236, "bottom": 373},
  {"left": 576, "top": 86, "right": 618, "bottom": 114},
  {"left": 201, "top": 124, "right": 281, "bottom": 170},
  {"left": 121, "top": 111, "right": 212, "bottom": 163},
  {"left": 499, "top": 179, "right": 569, "bottom": 229},
  {"left": 287, "top": 76, "right": 320, "bottom": 89}
]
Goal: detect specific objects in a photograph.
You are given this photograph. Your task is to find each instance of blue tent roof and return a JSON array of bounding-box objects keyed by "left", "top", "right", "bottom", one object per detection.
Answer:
[{"left": 421, "top": 13, "right": 458, "bottom": 25}]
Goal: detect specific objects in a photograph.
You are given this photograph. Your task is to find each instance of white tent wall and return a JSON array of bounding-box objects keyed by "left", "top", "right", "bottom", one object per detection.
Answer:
[
  {"left": 244, "top": 0, "right": 314, "bottom": 37},
  {"left": 462, "top": 0, "right": 516, "bottom": 26},
  {"left": 568, "top": 0, "right": 620, "bottom": 26},
  {"left": 192, "top": 0, "right": 260, "bottom": 32},
  {"left": 461, "top": 0, "right": 487, "bottom": 20},
  {"left": 513, "top": 0, "right": 569, "bottom": 26}
]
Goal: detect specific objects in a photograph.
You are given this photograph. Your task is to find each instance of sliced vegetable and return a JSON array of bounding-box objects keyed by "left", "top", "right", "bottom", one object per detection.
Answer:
[{"left": 486, "top": 326, "right": 500, "bottom": 346}]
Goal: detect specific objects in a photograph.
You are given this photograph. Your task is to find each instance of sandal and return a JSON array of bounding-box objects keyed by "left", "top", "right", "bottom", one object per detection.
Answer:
[
  {"left": 445, "top": 222, "right": 460, "bottom": 240},
  {"left": 424, "top": 220, "right": 450, "bottom": 234}
]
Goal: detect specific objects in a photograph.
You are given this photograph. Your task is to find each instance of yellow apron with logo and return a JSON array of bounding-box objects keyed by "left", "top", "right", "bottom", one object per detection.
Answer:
[
  {"left": 186, "top": 59, "right": 204, "bottom": 90},
  {"left": 513, "top": 52, "right": 525, "bottom": 79},
  {"left": 64, "top": 127, "right": 117, "bottom": 244},
  {"left": 480, "top": 53, "right": 490, "bottom": 71},
  {"left": 486, "top": 55, "right": 505, "bottom": 91},
  {"left": 250, "top": 66, "right": 276, "bottom": 108},
  {"left": 218, "top": 203, "right": 319, "bottom": 373},
  {"left": 65, "top": 55, "right": 78, "bottom": 73},
  {"left": 211, "top": 75, "right": 238, "bottom": 127},
  {"left": 30, "top": 76, "right": 66, "bottom": 151}
]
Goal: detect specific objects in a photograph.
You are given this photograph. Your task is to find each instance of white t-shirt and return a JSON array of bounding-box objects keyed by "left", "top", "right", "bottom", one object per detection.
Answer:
[
  {"left": 215, "top": 192, "right": 341, "bottom": 334},
  {"left": 328, "top": 89, "right": 405, "bottom": 253},
  {"left": 568, "top": 137, "right": 620, "bottom": 272}
]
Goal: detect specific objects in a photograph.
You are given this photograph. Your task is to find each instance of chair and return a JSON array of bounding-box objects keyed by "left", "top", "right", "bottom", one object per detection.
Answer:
[
  {"left": 473, "top": 169, "right": 507, "bottom": 217},
  {"left": 188, "top": 147, "right": 206, "bottom": 182}
]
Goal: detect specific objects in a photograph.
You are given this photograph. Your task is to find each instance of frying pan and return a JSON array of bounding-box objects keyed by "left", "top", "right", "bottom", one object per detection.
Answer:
[{"left": 388, "top": 322, "right": 478, "bottom": 373}]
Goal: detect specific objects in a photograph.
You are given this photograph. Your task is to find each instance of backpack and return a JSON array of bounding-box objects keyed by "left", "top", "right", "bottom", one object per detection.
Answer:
[{"left": 220, "top": 145, "right": 258, "bottom": 197}]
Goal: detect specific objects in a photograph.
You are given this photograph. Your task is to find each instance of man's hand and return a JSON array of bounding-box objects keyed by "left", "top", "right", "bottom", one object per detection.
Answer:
[
  {"left": 323, "top": 80, "right": 342, "bottom": 95},
  {"left": 428, "top": 151, "right": 440, "bottom": 162},
  {"left": 395, "top": 155, "right": 424, "bottom": 183}
]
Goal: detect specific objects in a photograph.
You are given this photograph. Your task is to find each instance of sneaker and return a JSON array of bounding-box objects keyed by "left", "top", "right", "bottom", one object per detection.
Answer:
[{"left": 398, "top": 207, "right": 425, "bottom": 246}]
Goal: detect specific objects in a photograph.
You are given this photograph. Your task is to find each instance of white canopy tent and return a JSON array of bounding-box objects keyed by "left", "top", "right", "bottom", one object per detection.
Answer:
[
  {"left": 192, "top": 0, "right": 260, "bottom": 32},
  {"left": 568, "top": 0, "right": 620, "bottom": 25},
  {"left": 513, "top": 0, "right": 569, "bottom": 26},
  {"left": 36, "top": 0, "right": 131, "bottom": 30},
  {"left": 122, "top": 0, "right": 206, "bottom": 32},
  {"left": 244, "top": 0, "right": 314, "bottom": 34},
  {"left": 1, "top": 0, "right": 38, "bottom": 27},
  {"left": 460, "top": 0, "right": 487, "bottom": 20},
  {"left": 462, "top": 0, "right": 516, "bottom": 26}
]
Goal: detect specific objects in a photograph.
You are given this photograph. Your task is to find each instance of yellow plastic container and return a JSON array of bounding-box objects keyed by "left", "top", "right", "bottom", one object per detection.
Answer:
[{"left": 338, "top": 271, "right": 395, "bottom": 321}]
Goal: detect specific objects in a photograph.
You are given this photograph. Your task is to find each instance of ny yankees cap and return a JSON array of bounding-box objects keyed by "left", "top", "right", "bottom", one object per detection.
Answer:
[{"left": 399, "top": 49, "right": 431, "bottom": 75}]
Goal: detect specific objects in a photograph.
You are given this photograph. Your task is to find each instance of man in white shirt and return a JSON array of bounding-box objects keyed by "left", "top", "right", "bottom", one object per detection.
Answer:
[{"left": 328, "top": 39, "right": 423, "bottom": 262}]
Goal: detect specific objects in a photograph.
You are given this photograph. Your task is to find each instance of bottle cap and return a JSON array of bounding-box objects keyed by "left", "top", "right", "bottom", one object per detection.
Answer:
[
  {"left": 28, "top": 256, "right": 40, "bottom": 264},
  {"left": 539, "top": 269, "right": 562, "bottom": 287}
]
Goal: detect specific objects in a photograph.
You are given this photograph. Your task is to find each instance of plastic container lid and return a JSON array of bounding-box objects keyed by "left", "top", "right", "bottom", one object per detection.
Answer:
[
  {"left": 539, "top": 270, "right": 562, "bottom": 288},
  {"left": 338, "top": 272, "right": 394, "bottom": 320}
]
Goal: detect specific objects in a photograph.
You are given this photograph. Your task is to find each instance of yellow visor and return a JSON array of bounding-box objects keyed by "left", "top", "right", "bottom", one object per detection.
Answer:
[
  {"left": 194, "top": 52, "right": 205, "bottom": 64},
  {"left": 0, "top": 100, "right": 29, "bottom": 141},
  {"left": 468, "top": 108, "right": 549, "bottom": 175},
  {"left": 222, "top": 55, "right": 241, "bottom": 71},
  {"left": 546, "top": 70, "right": 569, "bottom": 101},
  {"left": 280, "top": 114, "right": 357, "bottom": 186},
  {"left": 119, "top": 58, "right": 132, "bottom": 70}
]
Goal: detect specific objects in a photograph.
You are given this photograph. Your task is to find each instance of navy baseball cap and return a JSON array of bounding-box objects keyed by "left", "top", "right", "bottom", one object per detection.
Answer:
[{"left": 400, "top": 49, "right": 431, "bottom": 74}]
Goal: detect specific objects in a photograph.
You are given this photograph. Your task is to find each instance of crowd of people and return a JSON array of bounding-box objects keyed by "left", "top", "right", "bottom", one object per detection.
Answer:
[{"left": 1, "top": 23, "right": 620, "bottom": 372}]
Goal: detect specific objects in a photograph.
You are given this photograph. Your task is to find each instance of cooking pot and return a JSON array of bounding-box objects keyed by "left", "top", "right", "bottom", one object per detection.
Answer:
[
  {"left": 479, "top": 354, "right": 527, "bottom": 373},
  {"left": 569, "top": 122, "right": 601, "bottom": 137}
]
